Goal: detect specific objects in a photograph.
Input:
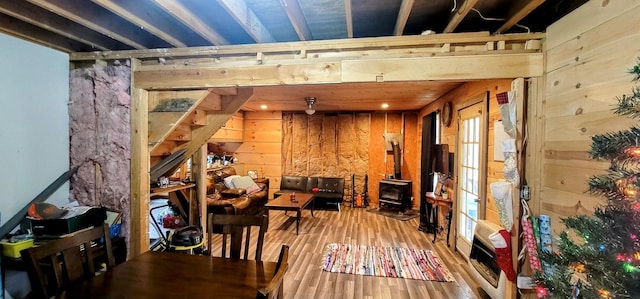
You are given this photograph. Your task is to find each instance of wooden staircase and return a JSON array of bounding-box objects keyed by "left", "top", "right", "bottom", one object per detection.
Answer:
[{"left": 147, "top": 87, "right": 253, "bottom": 179}]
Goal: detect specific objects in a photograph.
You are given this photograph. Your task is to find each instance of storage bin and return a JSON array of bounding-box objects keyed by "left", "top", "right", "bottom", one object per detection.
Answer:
[
  {"left": 0, "top": 239, "right": 34, "bottom": 258},
  {"left": 109, "top": 223, "right": 122, "bottom": 238}
]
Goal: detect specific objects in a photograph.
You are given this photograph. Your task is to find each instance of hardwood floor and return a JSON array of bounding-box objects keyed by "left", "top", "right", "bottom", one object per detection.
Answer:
[{"left": 209, "top": 206, "right": 491, "bottom": 299}]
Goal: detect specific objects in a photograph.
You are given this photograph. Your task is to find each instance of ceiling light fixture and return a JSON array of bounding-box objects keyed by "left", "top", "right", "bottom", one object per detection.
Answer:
[
  {"left": 381, "top": 103, "right": 389, "bottom": 109},
  {"left": 305, "top": 97, "right": 316, "bottom": 115},
  {"left": 260, "top": 104, "right": 267, "bottom": 109}
]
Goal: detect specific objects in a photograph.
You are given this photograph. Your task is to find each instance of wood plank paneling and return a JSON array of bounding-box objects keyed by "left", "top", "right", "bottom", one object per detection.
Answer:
[
  {"left": 238, "top": 111, "right": 283, "bottom": 198},
  {"left": 541, "top": 2, "right": 640, "bottom": 235},
  {"left": 545, "top": 0, "right": 640, "bottom": 50},
  {"left": 418, "top": 79, "right": 513, "bottom": 247}
]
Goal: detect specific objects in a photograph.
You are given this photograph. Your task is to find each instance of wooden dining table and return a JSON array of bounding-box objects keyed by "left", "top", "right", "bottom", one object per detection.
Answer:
[{"left": 54, "top": 251, "right": 278, "bottom": 299}]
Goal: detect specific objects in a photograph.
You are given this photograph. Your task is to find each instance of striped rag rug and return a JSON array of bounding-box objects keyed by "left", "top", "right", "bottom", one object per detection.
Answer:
[{"left": 321, "top": 243, "right": 455, "bottom": 282}]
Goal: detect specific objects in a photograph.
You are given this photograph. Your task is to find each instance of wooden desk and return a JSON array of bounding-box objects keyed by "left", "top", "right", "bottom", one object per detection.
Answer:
[
  {"left": 265, "top": 193, "right": 314, "bottom": 235},
  {"left": 55, "top": 251, "right": 277, "bottom": 299},
  {"left": 425, "top": 192, "right": 453, "bottom": 246}
]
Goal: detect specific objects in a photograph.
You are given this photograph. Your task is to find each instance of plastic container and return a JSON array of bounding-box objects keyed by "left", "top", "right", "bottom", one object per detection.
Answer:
[
  {"left": 0, "top": 239, "right": 35, "bottom": 258},
  {"left": 109, "top": 223, "right": 122, "bottom": 239}
]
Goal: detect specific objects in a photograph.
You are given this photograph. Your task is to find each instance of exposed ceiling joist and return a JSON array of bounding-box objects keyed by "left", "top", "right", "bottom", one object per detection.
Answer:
[
  {"left": 0, "top": 14, "right": 90, "bottom": 52},
  {"left": 217, "top": 0, "right": 275, "bottom": 43},
  {"left": 495, "top": 0, "right": 547, "bottom": 34},
  {"left": 27, "top": 0, "right": 150, "bottom": 49},
  {"left": 152, "top": 0, "right": 229, "bottom": 45},
  {"left": 0, "top": 0, "right": 586, "bottom": 54},
  {"left": 443, "top": 0, "right": 478, "bottom": 33},
  {"left": 344, "top": 0, "right": 353, "bottom": 38},
  {"left": 0, "top": 0, "right": 125, "bottom": 51},
  {"left": 279, "top": 0, "right": 312, "bottom": 41},
  {"left": 91, "top": 0, "right": 187, "bottom": 47},
  {"left": 394, "top": 0, "right": 415, "bottom": 36}
]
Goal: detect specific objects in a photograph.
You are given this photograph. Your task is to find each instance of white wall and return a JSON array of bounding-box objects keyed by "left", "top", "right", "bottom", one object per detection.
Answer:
[{"left": 0, "top": 33, "right": 70, "bottom": 228}]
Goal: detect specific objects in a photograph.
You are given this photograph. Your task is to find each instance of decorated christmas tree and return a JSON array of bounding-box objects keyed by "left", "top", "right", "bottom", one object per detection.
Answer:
[{"left": 535, "top": 61, "right": 640, "bottom": 298}]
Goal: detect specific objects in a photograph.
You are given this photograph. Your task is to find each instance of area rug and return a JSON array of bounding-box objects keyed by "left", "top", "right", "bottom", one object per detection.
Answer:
[
  {"left": 321, "top": 243, "right": 455, "bottom": 282},
  {"left": 366, "top": 208, "right": 419, "bottom": 221}
]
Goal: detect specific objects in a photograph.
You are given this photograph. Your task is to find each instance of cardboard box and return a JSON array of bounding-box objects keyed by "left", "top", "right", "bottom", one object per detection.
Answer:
[
  {"left": 30, "top": 206, "right": 106, "bottom": 236},
  {"left": 0, "top": 239, "right": 34, "bottom": 258}
]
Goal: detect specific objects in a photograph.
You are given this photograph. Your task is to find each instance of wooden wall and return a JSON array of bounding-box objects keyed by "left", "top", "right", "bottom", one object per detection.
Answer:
[
  {"left": 418, "top": 80, "right": 512, "bottom": 237},
  {"left": 211, "top": 111, "right": 283, "bottom": 198},
  {"left": 369, "top": 112, "right": 419, "bottom": 208},
  {"left": 535, "top": 0, "right": 640, "bottom": 236},
  {"left": 279, "top": 112, "right": 419, "bottom": 208}
]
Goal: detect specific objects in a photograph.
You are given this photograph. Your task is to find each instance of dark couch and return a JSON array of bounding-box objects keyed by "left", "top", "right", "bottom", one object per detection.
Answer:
[
  {"left": 274, "top": 175, "right": 345, "bottom": 211},
  {"left": 205, "top": 166, "right": 269, "bottom": 216}
]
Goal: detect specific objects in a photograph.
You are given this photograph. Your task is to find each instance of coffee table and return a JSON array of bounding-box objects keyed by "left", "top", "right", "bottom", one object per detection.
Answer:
[{"left": 265, "top": 193, "right": 314, "bottom": 235}]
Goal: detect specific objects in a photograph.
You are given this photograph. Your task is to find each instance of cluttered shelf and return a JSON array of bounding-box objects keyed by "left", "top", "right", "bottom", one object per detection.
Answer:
[{"left": 150, "top": 183, "right": 195, "bottom": 197}]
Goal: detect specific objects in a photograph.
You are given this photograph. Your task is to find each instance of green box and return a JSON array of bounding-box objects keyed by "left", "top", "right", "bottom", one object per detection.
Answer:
[{"left": 30, "top": 206, "right": 106, "bottom": 236}]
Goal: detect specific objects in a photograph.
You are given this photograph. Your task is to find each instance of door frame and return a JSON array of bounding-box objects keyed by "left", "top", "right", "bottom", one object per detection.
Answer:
[{"left": 453, "top": 92, "right": 489, "bottom": 257}]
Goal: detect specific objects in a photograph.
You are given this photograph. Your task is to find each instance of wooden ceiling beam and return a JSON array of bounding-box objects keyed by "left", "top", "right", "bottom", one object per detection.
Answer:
[
  {"left": 394, "top": 0, "right": 415, "bottom": 36},
  {"left": 495, "top": 0, "right": 547, "bottom": 34},
  {"left": 217, "top": 0, "right": 275, "bottom": 43},
  {"left": 27, "top": 0, "right": 153, "bottom": 49},
  {"left": 134, "top": 52, "right": 543, "bottom": 90},
  {"left": 0, "top": 13, "right": 91, "bottom": 53},
  {"left": 91, "top": 0, "right": 187, "bottom": 47},
  {"left": 443, "top": 0, "right": 478, "bottom": 33},
  {"left": 70, "top": 32, "right": 549, "bottom": 61},
  {"left": 279, "top": 0, "right": 313, "bottom": 41},
  {"left": 152, "top": 0, "right": 229, "bottom": 46},
  {"left": 0, "top": 0, "right": 127, "bottom": 51},
  {"left": 344, "top": 0, "right": 353, "bottom": 38}
]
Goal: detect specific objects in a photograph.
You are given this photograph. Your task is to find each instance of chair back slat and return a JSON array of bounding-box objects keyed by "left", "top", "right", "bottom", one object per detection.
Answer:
[
  {"left": 243, "top": 227, "right": 252, "bottom": 260},
  {"left": 61, "top": 246, "right": 85, "bottom": 282},
  {"left": 208, "top": 213, "right": 268, "bottom": 261},
  {"left": 21, "top": 223, "right": 115, "bottom": 299},
  {"left": 256, "top": 245, "right": 289, "bottom": 299}
]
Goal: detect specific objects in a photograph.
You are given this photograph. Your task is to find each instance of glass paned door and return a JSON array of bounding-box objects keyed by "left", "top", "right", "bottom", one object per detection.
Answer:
[{"left": 456, "top": 100, "right": 486, "bottom": 257}]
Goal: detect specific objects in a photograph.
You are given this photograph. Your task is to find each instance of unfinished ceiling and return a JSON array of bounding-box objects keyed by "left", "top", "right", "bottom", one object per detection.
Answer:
[
  {"left": 0, "top": 0, "right": 587, "bottom": 53},
  {"left": 0, "top": 0, "right": 584, "bottom": 111}
]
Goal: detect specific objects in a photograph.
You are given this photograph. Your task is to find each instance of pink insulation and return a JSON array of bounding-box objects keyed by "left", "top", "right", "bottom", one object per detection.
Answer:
[{"left": 69, "top": 65, "right": 131, "bottom": 243}]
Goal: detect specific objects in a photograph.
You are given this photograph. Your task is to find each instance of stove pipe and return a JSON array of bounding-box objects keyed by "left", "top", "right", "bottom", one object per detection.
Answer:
[{"left": 391, "top": 139, "right": 401, "bottom": 179}]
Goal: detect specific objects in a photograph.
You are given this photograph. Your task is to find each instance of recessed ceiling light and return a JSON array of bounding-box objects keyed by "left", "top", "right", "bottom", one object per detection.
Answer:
[
  {"left": 381, "top": 103, "right": 389, "bottom": 109},
  {"left": 260, "top": 104, "right": 267, "bottom": 109}
]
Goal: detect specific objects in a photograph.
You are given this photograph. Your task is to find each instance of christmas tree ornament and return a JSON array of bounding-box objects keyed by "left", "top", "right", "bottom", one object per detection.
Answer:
[{"left": 571, "top": 284, "right": 580, "bottom": 299}]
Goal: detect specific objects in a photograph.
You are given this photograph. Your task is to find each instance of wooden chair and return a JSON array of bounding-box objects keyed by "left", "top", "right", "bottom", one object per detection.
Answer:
[
  {"left": 207, "top": 213, "right": 268, "bottom": 260},
  {"left": 257, "top": 244, "right": 289, "bottom": 299},
  {"left": 21, "top": 223, "right": 115, "bottom": 299}
]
